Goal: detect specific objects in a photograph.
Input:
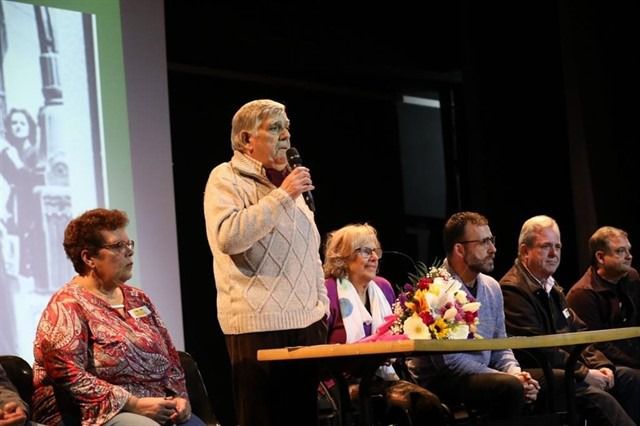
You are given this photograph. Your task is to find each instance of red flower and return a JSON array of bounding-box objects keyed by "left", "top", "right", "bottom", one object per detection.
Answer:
[
  {"left": 419, "top": 310, "right": 435, "bottom": 325},
  {"left": 418, "top": 277, "right": 431, "bottom": 290},
  {"left": 464, "top": 311, "right": 477, "bottom": 324}
]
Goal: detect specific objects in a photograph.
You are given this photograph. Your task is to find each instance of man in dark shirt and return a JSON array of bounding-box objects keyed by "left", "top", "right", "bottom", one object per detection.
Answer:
[{"left": 566, "top": 226, "right": 640, "bottom": 411}]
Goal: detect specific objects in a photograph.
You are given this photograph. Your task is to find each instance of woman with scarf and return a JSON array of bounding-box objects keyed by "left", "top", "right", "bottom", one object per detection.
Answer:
[{"left": 323, "top": 223, "right": 447, "bottom": 425}]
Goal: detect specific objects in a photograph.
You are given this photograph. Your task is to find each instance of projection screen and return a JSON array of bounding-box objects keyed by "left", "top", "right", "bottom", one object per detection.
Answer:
[{"left": 0, "top": 0, "right": 183, "bottom": 361}]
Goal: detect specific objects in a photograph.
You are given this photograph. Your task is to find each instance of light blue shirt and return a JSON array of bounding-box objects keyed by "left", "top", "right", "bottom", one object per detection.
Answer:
[{"left": 407, "top": 264, "right": 521, "bottom": 382}]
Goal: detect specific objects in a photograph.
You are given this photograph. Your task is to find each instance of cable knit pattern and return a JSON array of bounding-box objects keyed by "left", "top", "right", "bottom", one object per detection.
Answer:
[{"left": 204, "top": 151, "right": 328, "bottom": 334}]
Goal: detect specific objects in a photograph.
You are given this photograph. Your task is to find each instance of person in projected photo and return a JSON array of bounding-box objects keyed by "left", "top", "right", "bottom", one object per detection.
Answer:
[
  {"left": 204, "top": 99, "right": 328, "bottom": 426},
  {"left": 0, "top": 108, "right": 45, "bottom": 285},
  {"left": 322, "top": 223, "right": 448, "bottom": 425},
  {"left": 0, "top": 221, "right": 18, "bottom": 355},
  {"left": 31, "top": 208, "right": 205, "bottom": 426},
  {"left": 4, "top": 109, "right": 40, "bottom": 170}
]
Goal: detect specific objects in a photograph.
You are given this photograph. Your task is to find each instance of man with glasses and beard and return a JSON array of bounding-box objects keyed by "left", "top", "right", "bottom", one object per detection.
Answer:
[
  {"left": 406, "top": 211, "right": 539, "bottom": 423},
  {"left": 500, "top": 215, "right": 640, "bottom": 426}
]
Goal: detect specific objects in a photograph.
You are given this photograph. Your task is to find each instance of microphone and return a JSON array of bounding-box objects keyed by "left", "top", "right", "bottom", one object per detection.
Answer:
[
  {"left": 383, "top": 250, "right": 418, "bottom": 272},
  {"left": 286, "top": 147, "right": 316, "bottom": 212},
  {"left": 379, "top": 250, "right": 419, "bottom": 292}
]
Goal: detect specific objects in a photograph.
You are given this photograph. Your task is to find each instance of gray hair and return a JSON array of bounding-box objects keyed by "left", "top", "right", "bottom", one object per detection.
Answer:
[
  {"left": 518, "top": 215, "right": 560, "bottom": 249},
  {"left": 230, "top": 99, "right": 286, "bottom": 152}
]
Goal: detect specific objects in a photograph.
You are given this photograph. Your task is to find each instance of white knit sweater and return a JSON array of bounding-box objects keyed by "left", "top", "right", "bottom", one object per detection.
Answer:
[{"left": 204, "top": 151, "right": 328, "bottom": 334}]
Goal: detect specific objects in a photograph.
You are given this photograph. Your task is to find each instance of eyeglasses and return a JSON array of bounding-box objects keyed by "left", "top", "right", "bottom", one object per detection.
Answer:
[
  {"left": 609, "top": 247, "right": 632, "bottom": 257},
  {"left": 354, "top": 247, "right": 383, "bottom": 259},
  {"left": 458, "top": 236, "right": 496, "bottom": 247},
  {"left": 101, "top": 240, "right": 135, "bottom": 252}
]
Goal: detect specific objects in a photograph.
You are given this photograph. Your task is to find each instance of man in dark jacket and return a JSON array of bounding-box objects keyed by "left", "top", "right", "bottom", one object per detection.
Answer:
[
  {"left": 567, "top": 226, "right": 640, "bottom": 369},
  {"left": 500, "top": 215, "right": 640, "bottom": 426}
]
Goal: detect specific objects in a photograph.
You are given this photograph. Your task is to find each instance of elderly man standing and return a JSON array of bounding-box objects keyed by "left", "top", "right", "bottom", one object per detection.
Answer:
[
  {"left": 500, "top": 215, "right": 640, "bottom": 426},
  {"left": 204, "top": 99, "right": 328, "bottom": 426}
]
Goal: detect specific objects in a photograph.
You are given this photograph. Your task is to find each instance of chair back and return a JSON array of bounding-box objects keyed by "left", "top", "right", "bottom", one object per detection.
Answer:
[
  {"left": 0, "top": 355, "right": 33, "bottom": 404},
  {"left": 178, "top": 351, "right": 219, "bottom": 425}
]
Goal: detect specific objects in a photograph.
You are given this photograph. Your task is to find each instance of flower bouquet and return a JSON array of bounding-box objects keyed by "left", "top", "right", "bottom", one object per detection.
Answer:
[{"left": 362, "top": 262, "right": 481, "bottom": 342}]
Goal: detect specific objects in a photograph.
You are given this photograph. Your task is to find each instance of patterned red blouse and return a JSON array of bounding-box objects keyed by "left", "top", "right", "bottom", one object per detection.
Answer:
[{"left": 32, "top": 282, "right": 187, "bottom": 425}]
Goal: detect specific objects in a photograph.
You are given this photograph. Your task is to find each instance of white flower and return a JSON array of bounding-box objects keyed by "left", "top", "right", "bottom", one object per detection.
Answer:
[
  {"left": 462, "top": 302, "right": 481, "bottom": 313},
  {"left": 448, "top": 324, "right": 470, "bottom": 340},
  {"left": 403, "top": 313, "right": 431, "bottom": 340},
  {"left": 454, "top": 290, "right": 469, "bottom": 304},
  {"left": 443, "top": 307, "right": 458, "bottom": 321},
  {"left": 432, "top": 277, "right": 446, "bottom": 288},
  {"left": 446, "top": 279, "right": 463, "bottom": 294},
  {"left": 425, "top": 291, "right": 441, "bottom": 309}
]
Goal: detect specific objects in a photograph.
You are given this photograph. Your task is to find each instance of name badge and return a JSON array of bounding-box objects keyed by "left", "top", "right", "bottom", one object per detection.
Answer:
[
  {"left": 128, "top": 306, "right": 152, "bottom": 318},
  {"left": 562, "top": 308, "right": 571, "bottom": 319}
]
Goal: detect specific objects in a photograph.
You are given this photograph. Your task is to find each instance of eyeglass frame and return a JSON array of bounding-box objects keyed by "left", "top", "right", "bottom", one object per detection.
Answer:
[
  {"left": 606, "top": 246, "right": 631, "bottom": 257},
  {"left": 458, "top": 236, "right": 496, "bottom": 247},
  {"left": 101, "top": 240, "right": 135, "bottom": 252},
  {"left": 354, "top": 246, "right": 383, "bottom": 259}
]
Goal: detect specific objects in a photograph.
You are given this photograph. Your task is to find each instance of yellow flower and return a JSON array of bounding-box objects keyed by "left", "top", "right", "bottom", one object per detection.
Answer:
[
  {"left": 429, "top": 278, "right": 443, "bottom": 295},
  {"left": 405, "top": 289, "right": 429, "bottom": 314},
  {"left": 431, "top": 318, "right": 449, "bottom": 339},
  {"left": 403, "top": 313, "right": 431, "bottom": 339}
]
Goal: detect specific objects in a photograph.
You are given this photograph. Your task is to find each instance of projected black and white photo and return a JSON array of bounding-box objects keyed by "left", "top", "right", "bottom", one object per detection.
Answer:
[{"left": 0, "top": 0, "right": 104, "bottom": 360}]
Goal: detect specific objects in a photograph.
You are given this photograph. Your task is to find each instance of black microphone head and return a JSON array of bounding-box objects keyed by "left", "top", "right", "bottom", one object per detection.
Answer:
[
  {"left": 286, "top": 147, "right": 302, "bottom": 168},
  {"left": 285, "top": 147, "right": 316, "bottom": 212}
]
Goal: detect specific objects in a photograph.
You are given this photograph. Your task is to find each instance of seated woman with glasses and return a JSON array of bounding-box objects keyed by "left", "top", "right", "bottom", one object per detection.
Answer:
[
  {"left": 322, "top": 223, "right": 447, "bottom": 425},
  {"left": 31, "top": 208, "right": 205, "bottom": 426}
]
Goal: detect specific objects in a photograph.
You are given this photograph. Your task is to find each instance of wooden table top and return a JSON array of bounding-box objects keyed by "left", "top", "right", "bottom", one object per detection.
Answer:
[{"left": 257, "top": 326, "right": 640, "bottom": 361}]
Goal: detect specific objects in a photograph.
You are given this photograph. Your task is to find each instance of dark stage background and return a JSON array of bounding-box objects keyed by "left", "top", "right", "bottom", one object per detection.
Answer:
[{"left": 164, "top": 2, "right": 640, "bottom": 424}]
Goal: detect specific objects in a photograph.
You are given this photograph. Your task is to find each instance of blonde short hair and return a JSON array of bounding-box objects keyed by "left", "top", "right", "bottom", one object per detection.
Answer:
[{"left": 323, "top": 223, "right": 380, "bottom": 279}]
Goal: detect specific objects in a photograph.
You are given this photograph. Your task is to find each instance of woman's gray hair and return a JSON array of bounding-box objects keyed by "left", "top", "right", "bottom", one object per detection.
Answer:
[
  {"left": 323, "top": 223, "right": 380, "bottom": 279},
  {"left": 230, "top": 99, "right": 285, "bottom": 152}
]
